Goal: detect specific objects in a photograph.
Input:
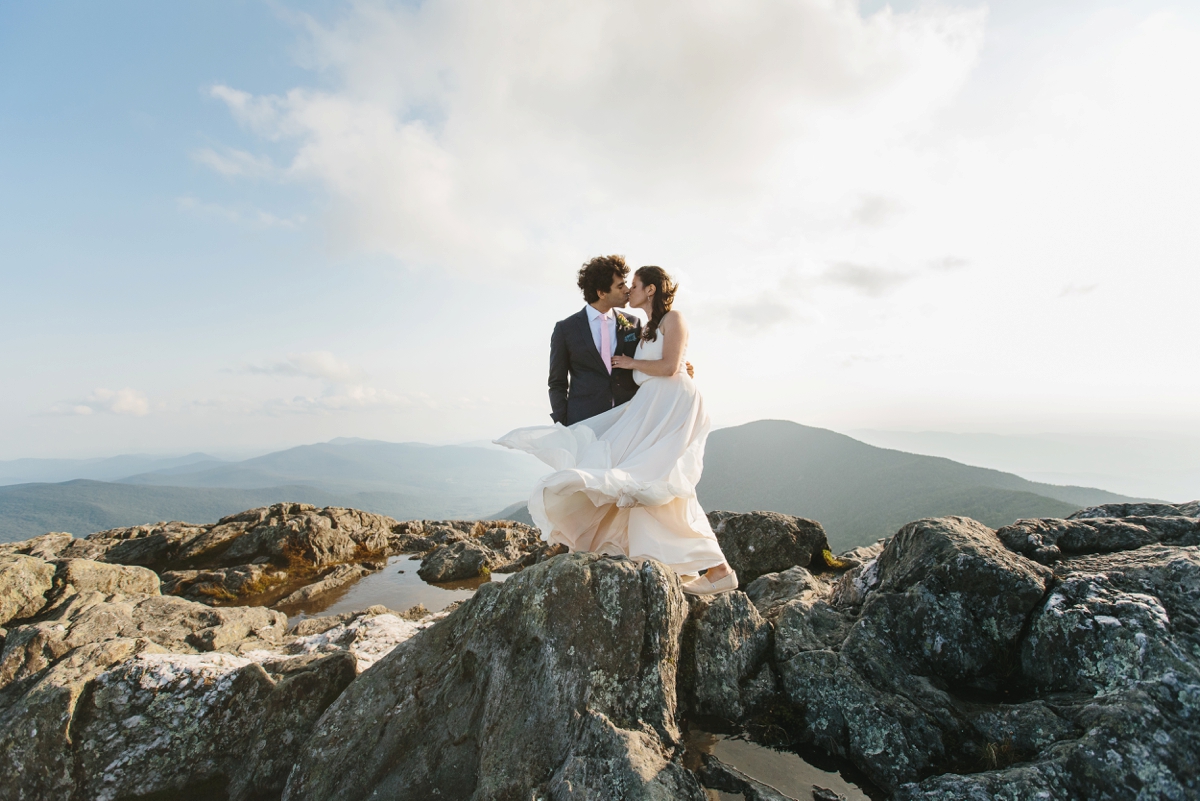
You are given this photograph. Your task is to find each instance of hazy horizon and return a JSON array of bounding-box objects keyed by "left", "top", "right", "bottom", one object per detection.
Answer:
[
  {"left": 3, "top": 0, "right": 1197, "bottom": 462},
  {"left": 3, "top": 422, "right": 1196, "bottom": 503}
]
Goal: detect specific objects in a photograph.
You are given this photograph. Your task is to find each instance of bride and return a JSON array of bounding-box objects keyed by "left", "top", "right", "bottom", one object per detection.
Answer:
[{"left": 496, "top": 266, "right": 737, "bottom": 595}]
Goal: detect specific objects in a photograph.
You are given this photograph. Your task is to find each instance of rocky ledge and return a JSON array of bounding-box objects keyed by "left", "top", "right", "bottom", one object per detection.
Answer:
[
  {"left": 0, "top": 500, "right": 1196, "bottom": 800},
  {"left": 0, "top": 503, "right": 552, "bottom": 610}
]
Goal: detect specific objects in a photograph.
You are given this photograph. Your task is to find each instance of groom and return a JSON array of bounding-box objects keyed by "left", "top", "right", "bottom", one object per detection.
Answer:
[{"left": 548, "top": 255, "right": 643, "bottom": 425}]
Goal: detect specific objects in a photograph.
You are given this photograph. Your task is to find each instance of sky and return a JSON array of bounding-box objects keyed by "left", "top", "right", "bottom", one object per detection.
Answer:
[{"left": 2, "top": 0, "right": 1198, "bottom": 462}]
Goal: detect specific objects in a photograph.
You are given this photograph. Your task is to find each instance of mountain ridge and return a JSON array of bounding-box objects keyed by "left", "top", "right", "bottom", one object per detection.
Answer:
[
  {"left": 1, "top": 423, "right": 1152, "bottom": 548},
  {"left": 693, "top": 420, "right": 1143, "bottom": 550}
]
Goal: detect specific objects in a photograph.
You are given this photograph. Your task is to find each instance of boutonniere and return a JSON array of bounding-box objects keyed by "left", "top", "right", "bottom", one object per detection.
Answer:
[{"left": 615, "top": 314, "right": 635, "bottom": 331}]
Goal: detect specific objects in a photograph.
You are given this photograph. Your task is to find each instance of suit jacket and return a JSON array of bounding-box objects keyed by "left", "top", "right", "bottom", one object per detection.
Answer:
[{"left": 549, "top": 308, "right": 642, "bottom": 425}]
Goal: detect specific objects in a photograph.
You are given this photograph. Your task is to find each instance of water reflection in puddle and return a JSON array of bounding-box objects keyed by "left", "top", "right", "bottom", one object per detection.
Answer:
[
  {"left": 684, "top": 726, "right": 873, "bottom": 801},
  {"left": 278, "top": 554, "right": 513, "bottom": 623},
  {"left": 274, "top": 559, "right": 875, "bottom": 801}
]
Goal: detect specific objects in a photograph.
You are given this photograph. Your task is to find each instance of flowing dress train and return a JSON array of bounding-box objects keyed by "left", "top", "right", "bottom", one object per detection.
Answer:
[{"left": 496, "top": 334, "right": 726, "bottom": 575}]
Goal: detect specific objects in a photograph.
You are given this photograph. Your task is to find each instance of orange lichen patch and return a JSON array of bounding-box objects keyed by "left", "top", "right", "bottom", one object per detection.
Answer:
[{"left": 821, "top": 549, "right": 854, "bottom": 570}]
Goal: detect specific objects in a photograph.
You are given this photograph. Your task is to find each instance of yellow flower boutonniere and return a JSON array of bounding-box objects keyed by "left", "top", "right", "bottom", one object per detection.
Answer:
[{"left": 615, "top": 313, "right": 635, "bottom": 331}]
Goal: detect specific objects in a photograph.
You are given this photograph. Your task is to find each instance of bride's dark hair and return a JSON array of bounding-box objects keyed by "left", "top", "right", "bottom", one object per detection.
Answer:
[{"left": 634, "top": 266, "right": 677, "bottom": 342}]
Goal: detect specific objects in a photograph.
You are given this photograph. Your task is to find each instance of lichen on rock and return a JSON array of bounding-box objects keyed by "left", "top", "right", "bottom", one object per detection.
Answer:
[{"left": 283, "top": 552, "right": 704, "bottom": 801}]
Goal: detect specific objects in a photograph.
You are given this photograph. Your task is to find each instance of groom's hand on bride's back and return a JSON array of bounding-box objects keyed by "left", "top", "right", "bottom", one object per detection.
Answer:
[{"left": 686, "top": 362, "right": 694, "bottom": 378}]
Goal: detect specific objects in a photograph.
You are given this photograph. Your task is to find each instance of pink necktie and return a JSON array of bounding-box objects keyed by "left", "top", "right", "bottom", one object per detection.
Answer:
[{"left": 600, "top": 313, "right": 612, "bottom": 374}]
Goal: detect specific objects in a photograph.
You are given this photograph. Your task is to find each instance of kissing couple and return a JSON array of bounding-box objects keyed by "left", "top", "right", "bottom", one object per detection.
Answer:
[{"left": 496, "top": 255, "right": 737, "bottom": 595}]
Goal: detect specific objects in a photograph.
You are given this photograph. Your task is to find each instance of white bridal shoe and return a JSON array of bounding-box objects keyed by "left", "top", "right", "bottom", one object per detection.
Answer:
[{"left": 681, "top": 569, "right": 738, "bottom": 596}]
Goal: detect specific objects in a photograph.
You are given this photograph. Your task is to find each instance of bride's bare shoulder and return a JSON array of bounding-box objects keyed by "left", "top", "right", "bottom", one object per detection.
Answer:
[{"left": 661, "top": 309, "right": 687, "bottom": 329}]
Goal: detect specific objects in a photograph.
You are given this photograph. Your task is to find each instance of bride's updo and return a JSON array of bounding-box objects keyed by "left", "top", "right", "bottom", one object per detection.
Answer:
[{"left": 635, "top": 266, "right": 677, "bottom": 342}]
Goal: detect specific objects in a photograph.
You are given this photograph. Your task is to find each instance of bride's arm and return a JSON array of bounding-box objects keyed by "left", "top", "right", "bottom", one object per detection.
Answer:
[{"left": 612, "top": 311, "right": 688, "bottom": 377}]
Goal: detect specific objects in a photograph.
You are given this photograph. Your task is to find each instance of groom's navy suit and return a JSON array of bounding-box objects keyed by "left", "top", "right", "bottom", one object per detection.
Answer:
[{"left": 549, "top": 308, "right": 642, "bottom": 425}]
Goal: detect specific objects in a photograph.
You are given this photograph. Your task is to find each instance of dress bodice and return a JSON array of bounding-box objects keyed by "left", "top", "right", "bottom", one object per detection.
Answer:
[{"left": 633, "top": 335, "right": 666, "bottom": 386}]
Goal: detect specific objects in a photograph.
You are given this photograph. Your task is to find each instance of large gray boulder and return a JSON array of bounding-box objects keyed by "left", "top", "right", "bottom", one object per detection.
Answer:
[
  {"left": 283, "top": 552, "right": 705, "bottom": 801},
  {"left": 0, "top": 639, "right": 356, "bottom": 801},
  {"left": 0, "top": 555, "right": 55, "bottom": 627},
  {"left": 73, "top": 650, "right": 356, "bottom": 801},
  {"left": 10, "top": 510, "right": 543, "bottom": 610},
  {"left": 0, "top": 591, "right": 286, "bottom": 690},
  {"left": 53, "top": 504, "right": 399, "bottom": 605},
  {"left": 417, "top": 539, "right": 500, "bottom": 582},
  {"left": 679, "top": 592, "right": 775, "bottom": 722},
  {"left": 0, "top": 532, "right": 74, "bottom": 561},
  {"left": 1070, "top": 501, "right": 1199, "bottom": 520},
  {"left": 770, "top": 517, "right": 1058, "bottom": 791},
  {"left": 1022, "top": 545, "right": 1200, "bottom": 693},
  {"left": 707, "top": 511, "right": 832, "bottom": 584},
  {"left": 52, "top": 507, "right": 543, "bottom": 608},
  {"left": 69, "top": 503, "right": 397, "bottom": 571},
  {"left": 0, "top": 637, "right": 159, "bottom": 801},
  {"left": 998, "top": 515, "right": 1200, "bottom": 564},
  {"left": 53, "top": 558, "right": 160, "bottom": 598},
  {"left": 857, "top": 516, "right": 1053, "bottom": 682},
  {"left": 888, "top": 535, "right": 1200, "bottom": 799},
  {"left": 0, "top": 567, "right": 422, "bottom": 801},
  {"left": 744, "top": 565, "right": 824, "bottom": 620}
]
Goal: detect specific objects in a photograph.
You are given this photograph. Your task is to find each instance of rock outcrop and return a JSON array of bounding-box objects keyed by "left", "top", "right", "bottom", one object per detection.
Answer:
[
  {"left": 0, "top": 551, "right": 442, "bottom": 801},
  {"left": 2, "top": 501, "right": 1198, "bottom": 800},
  {"left": 1070, "top": 500, "right": 1200, "bottom": 519},
  {"left": 707, "top": 511, "right": 832, "bottom": 583},
  {"left": 416, "top": 520, "right": 560, "bottom": 582},
  {"left": 5, "top": 504, "right": 540, "bottom": 609},
  {"left": 687, "top": 505, "right": 1200, "bottom": 800},
  {"left": 895, "top": 547, "right": 1200, "bottom": 798},
  {"left": 284, "top": 552, "right": 706, "bottom": 801},
  {"left": 0, "top": 555, "right": 55, "bottom": 627},
  {"left": 0, "top": 532, "right": 73, "bottom": 561},
  {"left": 680, "top": 591, "right": 775, "bottom": 723},
  {"left": 997, "top": 514, "right": 1200, "bottom": 564},
  {"left": 53, "top": 504, "right": 399, "bottom": 604}
]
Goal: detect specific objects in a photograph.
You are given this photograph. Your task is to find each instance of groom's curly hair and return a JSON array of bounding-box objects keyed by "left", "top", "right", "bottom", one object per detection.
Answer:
[{"left": 577, "top": 255, "right": 630, "bottom": 303}]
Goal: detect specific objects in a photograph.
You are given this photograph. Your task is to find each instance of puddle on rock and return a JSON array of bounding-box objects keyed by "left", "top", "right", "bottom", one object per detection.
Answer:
[
  {"left": 270, "top": 559, "right": 874, "bottom": 801},
  {"left": 683, "top": 725, "right": 875, "bottom": 801},
  {"left": 277, "top": 554, "right": 513, "bottom": 623}
]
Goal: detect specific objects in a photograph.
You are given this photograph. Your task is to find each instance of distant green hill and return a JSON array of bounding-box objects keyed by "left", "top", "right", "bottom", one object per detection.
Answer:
[
  {"left": 0, "top": 453, "right": 223, "bottom": 486},
  {"left": 0, "top": 479, "right": 521, "bottom": 543},
  {"left": 4, "top": 425, "right": 1144, "bottom": 550},
  {"left": 118, "top": 439, "right": 545, "bottom": 498},
  {"left": 695, "top": 420, "right": 1139, "bottom": 551}
]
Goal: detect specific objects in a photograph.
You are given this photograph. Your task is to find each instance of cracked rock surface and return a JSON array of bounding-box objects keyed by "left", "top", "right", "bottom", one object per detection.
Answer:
[
  {"left": 0, "top": 552, "right": 440, "bottom": 801},
  {"left": 284, "top": 552, "right": 706, "bottom": 801},
  {"left": 2, "top": 502, "right": 1198, "bottom": 800}
]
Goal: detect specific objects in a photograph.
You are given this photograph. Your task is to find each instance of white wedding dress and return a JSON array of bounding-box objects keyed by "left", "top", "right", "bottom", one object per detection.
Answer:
[{"left": 495, "top": 332, "right": 726, "bottom": 575}]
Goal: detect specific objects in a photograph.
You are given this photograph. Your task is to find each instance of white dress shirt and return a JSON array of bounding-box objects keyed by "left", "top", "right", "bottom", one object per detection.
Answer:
[{"left": 585, "top": 304, "right": 619, "bottom": 357}]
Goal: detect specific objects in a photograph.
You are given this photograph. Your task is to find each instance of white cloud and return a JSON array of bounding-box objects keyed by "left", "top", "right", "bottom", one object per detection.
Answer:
[
  {"left": 192, "top": 147, "right": 276, "bottom": 178},
  {"left": 852, "top": 195, "right": 905, "bottom": 228},
  {"left": 820, "top": 262, "right": 913, "bottom": 297},
  {"left": 239, "top": 351, "right": 433, "bottom": 415},
  {"left": 205, "top": 0, "right": 987, "bottom": 274},
  {"left": 51, "top": 388, "right": 151, "bottom": 417},
  {"left": 262, "top": 385, "right": 429, "bottom": 416},
  {"left": 187, "top": 2, "right": 1200, "bottom": 438},
  {"left": 177, "top": 196, "right": 303, "bottom": 229},
  {"left": 244, "top": 351, "right": 366, "bottom": 383}
]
